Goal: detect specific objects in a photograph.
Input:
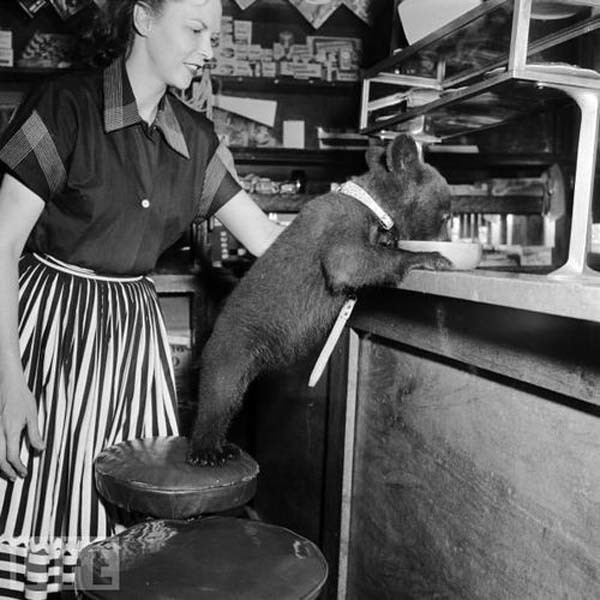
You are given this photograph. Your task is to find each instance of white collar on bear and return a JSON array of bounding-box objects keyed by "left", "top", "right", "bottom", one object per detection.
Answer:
[
  {"left": 340, "top": 180, "right": 394, "bottom": 230},
  {"left": 309, "top": 181, "right": 394, "bottom": 388}
]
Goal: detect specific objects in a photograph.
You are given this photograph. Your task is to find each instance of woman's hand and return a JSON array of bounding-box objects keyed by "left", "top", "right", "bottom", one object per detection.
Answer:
[{"left": 0, "top": 376, "right": 44, "bottom": 481}]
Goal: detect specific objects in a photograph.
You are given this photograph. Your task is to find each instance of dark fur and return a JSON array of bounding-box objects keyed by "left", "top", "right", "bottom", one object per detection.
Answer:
[{"left": 189, "top": 135, "right": 451, "bottom": 465}]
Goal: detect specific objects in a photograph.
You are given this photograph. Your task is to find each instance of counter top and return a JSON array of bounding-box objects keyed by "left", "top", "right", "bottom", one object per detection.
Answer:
[
  {"left": 396, "top": 269, "right": 600, "bottom": 323},
  {"left": 150, "top": 267, "right": 600, "bottom": 323}
]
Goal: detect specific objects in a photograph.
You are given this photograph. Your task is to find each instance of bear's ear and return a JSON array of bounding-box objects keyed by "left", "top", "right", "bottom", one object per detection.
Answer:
[
  {"left": 386, "top": 134, "right": 420, "bottom": 174},
  {"left": 365, "top": 143, "right": 386, "bottom": 172}
]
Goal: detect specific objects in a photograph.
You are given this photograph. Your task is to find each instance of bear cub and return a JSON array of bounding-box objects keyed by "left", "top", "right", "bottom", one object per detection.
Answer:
[{"left": 189, "top": 134, "right": 452, "bottom": 466}]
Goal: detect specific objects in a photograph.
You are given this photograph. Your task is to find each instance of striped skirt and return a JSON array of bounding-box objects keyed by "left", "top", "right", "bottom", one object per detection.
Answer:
[{"left": 0, "top": 254, "right": 180, "bottom": 600}]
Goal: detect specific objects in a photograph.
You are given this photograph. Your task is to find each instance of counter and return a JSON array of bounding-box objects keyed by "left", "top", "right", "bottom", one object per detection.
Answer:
[{"left": 338, "top": 269, "right": 600, "bottom": 599}]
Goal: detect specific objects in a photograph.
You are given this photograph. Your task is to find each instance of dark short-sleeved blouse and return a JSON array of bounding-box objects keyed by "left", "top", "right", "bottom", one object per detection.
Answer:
[{"left": 0, "top": 59, "right": 241, "bottom": 275}]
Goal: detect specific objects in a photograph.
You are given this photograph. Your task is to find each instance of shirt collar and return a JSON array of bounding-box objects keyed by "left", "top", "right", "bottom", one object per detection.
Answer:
[{"left": 103, "top": 59, "right": 190, "bottom": 159}]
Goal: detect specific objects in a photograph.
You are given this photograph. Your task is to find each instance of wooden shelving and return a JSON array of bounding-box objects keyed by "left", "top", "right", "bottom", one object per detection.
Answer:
[{"left": 210, "top": 75, "right": 360, "bottom": 95}]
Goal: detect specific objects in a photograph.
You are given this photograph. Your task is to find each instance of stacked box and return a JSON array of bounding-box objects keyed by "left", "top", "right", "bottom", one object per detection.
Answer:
[
  {"left": 0, "top": 30, "right": 13, "bottom": 67},
  {"left": 211, "top": 16, "right": 362, "bottom": 82}
]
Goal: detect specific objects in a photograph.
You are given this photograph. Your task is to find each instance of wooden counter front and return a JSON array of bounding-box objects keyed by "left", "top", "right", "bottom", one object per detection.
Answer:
[{"left": 338, "top": 273, "right": 600, "bottom": 599}]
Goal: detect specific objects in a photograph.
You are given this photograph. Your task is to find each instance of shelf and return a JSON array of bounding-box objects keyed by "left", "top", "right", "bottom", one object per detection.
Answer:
[
  {"left": 231, "top": 147, "right": 367, "bottom": 167},
  {"left": 210, "top": 75, "right": 360, "bottom": 94},
  {"left": 361, "top": 66, "right": 592, "bottom": 138},
  {"left": 0, "top": 68, "right": 360, "bottom": 94}
]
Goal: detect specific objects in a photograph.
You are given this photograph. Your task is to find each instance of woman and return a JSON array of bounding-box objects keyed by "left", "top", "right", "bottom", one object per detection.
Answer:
[{"left": 0, "top": 0, "right": 281, "bottom": 597}]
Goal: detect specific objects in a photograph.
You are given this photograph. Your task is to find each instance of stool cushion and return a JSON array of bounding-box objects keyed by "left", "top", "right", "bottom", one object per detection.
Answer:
[
  {"left": 94, "top": 437, "right": 259, "bottom": 519},
  {"left": 76, "top": 517, "right": 328, "bottom": 600}
]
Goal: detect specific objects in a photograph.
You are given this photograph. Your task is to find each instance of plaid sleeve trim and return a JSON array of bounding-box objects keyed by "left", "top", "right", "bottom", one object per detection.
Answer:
[
  {"left": 201, "top": 140, "right": 241, "bottom": 205},
  {"left": 0, "top": 110, "right": 66, "bottom": 196},
  {"left": 215, "top": 141, "right": 240, "bottom": 182}
]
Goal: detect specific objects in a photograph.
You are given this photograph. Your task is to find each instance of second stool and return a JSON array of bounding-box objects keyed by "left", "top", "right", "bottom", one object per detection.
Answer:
[{"left": 75, "top": 436, "right": 328, "bottom": 599}]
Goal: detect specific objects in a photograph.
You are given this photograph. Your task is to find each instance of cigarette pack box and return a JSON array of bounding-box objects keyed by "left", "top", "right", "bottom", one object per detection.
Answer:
[
  {"left": 292, "top": 62, "right": 323, "bottom": 80},
  {"left": 0, "top": 48, "right": 13, "bottom": 67},
  {"left": 220, "top": 16, "right": 233, "bottom": 35},
  {"left": 248, "top": 45, "right": 263, "bottom": 62},
  {"left": 261, "top": 61, "right": 277, "bottom": 78},
  {"left": 0, "top": 31, "right": 12, "bottom": 49},
  {"left": 233, "top": 60, "right": 253, "bottom": 77},
  {"left": 233, "top": 20, "right": 252, "bottom": 45},
  {"left": 234, "top": 44, "right": 249, "bottom": 61},
  {"left": 290, "top": 44, "right": 311, "bottom": 62},
  {"left": 279, "top": 61, "right": 295, "bottom": 77},
  {"left": 306, "top": 63, "right": 324, "bottom": 79}
]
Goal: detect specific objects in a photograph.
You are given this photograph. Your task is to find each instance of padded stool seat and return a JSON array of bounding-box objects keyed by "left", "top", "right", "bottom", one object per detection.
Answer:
[
  {"left": 76, "top": 517, "right": 328, "bottom": 600},
  {"left": 94, "top": 437, "right": 259, "bottom": 519}
]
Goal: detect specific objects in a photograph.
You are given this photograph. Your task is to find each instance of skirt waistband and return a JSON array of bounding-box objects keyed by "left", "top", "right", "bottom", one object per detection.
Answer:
[{"left": 31, "top": 253, "right": 146, "bottom": 283}]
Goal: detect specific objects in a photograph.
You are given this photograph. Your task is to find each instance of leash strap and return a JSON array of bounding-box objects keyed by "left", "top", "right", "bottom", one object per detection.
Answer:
[{"left": 308, "top": 296, "right": 357, "bottom": 388}]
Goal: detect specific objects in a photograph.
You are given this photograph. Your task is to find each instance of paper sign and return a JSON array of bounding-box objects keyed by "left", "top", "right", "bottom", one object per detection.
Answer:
[
  {"left": 214, "top": 95, "right": 277, "bottom": 128},
  {"left": 232, "top": 0, "right": 259, "bottom": 8},
  {"left": 287, "top": 0, "right": 343, "bottom": 29},
  {"left": 398, "top": 0, "right": 482, "bottom": 44}
]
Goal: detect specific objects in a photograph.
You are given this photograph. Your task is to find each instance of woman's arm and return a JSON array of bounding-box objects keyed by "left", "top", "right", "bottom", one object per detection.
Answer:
[
  {"left": 214, "top": 189, "right": 283, "bottom": 257},
  {"left": 0, "top": 174, "right": 45, "bottom": 480}
]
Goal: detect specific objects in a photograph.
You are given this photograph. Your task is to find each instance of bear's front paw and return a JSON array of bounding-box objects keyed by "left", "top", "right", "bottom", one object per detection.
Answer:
[
  {"left": 186, "top": 442, "right": 241, "bottom": 467},
  {"left": 407, "top": 251, "right": 452, "bottom": 272},
  {"left": 429, "top": 252, "right": 453, "bottom": 271}
]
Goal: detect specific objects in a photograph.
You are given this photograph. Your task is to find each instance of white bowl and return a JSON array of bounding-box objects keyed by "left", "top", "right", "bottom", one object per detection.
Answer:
[{"left": 397, "top": 240, "right": 482, "bottom": 270}]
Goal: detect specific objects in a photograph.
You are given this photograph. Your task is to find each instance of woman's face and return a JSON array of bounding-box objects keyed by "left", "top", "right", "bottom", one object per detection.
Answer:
[{"left": 141, "top": 0, "right": 221, "bottom": 90}]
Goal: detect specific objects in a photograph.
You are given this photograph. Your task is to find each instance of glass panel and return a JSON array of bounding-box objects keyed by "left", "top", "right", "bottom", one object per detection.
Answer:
[
  {"left": 394, "top": 2, "right": 514, "bottom": 83},
  {"left": 420, "top": 79, "right": 567, "bottom": 139},
  {"left": 366, "top": 76, "right": 568, "bottom": 139},
  {"left": 529, "top": 1, "right": 597, "bottom": 65}
]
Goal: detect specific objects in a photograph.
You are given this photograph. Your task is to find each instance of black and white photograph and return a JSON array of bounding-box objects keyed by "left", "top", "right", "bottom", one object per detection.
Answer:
[{"left": 0, "top": 0, "right": 599, "bottom": 598}]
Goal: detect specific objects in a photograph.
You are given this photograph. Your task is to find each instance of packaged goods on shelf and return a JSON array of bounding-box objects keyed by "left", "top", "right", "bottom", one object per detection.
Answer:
[
  {"left": 0, "top": 48, "right": 13, "bottom": 68},
  {"left": 234, "top": 44, "right": 249, "bottom": 61},
  {"left": 0, "top": 30, "right": 12, "bottom": 50},
  {"left": 211, "top": 15, "right": 361, "bottom": 81},
  {"left": 233, "top": 20, "right": 252, "bottom": 45},
  {"left": 261, "top": 62, "right": 277, "bottom": 78}
]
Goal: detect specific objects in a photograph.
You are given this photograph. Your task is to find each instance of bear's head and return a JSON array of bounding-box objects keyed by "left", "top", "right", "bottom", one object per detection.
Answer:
[{"left": 354, "top": 134, "right": 451, "bottom": 241}]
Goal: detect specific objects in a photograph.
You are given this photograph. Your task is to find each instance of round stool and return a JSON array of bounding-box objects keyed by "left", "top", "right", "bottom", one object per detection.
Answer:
[
  {"left": 76, "top": 517, "right": 328, "bottom": 599},
  {"left": 80, "top": 436, "right": 328, "bottom": 599},
  {"left": 94, "top": 436, "right": 259, "bottom": 519}
]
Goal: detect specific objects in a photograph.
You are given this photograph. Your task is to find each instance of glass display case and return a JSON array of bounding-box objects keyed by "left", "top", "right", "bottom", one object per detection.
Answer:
[
  {"left": 360, "top": 0, "right": 600, "bottom": 278},
  {"left": 360, "top": 0, "right": 600, "bottom": 136}
]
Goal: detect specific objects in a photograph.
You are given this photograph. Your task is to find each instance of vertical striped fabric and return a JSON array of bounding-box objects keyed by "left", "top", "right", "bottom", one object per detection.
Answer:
[{"left": 0, "top": 254, "right": 179, "bottom": 600}]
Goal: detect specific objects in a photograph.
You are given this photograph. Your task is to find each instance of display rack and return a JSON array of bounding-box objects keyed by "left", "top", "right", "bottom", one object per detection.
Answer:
[{"left": 360, "top": 0, "right": 600, "bottom": 279}]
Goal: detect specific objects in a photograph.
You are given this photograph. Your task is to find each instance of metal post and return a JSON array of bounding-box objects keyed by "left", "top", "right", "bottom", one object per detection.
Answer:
[
  {"left": 550, "top": 87, "right": 600, "bottom": 278},
  {"left": 508, "top": 0, "right": 532, "bottom": 73}
]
